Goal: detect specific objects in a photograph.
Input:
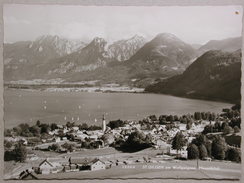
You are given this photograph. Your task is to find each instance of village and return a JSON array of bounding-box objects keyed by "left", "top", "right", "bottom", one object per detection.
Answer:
[{"left": 4, "top": 105, "right": 241, "bottom": 180}]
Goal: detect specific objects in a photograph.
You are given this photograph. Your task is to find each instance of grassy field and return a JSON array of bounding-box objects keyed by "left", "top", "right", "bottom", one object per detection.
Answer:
[
  {"left": 35, "top": 160, "right": 240, "bottom": 180},
  {"left": 4, "top": 147, "right": 241, "bottom": 181}
]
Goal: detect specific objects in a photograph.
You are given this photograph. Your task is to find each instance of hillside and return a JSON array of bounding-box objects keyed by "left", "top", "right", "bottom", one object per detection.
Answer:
[
  {"left": 198, "top": 37, "right": 242, "bottom": 56},
  {"left": 145, "top": 50, "right": 241, "bottom": 103}
]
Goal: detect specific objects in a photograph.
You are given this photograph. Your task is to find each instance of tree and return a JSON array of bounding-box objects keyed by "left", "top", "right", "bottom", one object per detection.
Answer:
[
  {"left": 66, "top": 121, "right": 75, "bottom": 128},
  {"left": 205, "top": 140, "right": 212, "bottom": 157},
  {"left": 122, "top": 130, "right": 152, "bottom": 152},
  {"left": 187, "top": 144, "right": 199, "bottom": 159},
  {"left": 4, "top": 140, "right": 13, "bottom": 149},
  {"left": 14, "top": 142, "right": 27, "bottom": 162},
  {"left": 226, "top": 147, "right": 241, "bottom": 163},
  {"left": 40, "top": 124, "right": 50, "bottom": 134},
  {"left": 29, "top": 125, "right": 40, "bottom": 136},
  {"left": 166, "top": 115, "right": 174, "bottom": 122},
  {"left": 229, "top": 118, "right": 241, "bottom": 128},
  {"left": 62, "top": 143, "right": 74, "bottom": 152},
  {"left": 19, "top": 123, "right": 31, "bottom": 137},
  {"left": 101, "top": 133, "right": 114, "bottom": 145},
  {"left": 186, "top": 121, "right": 192, "bottom": 130},
  {"left": 202, "top": 125, "right": 214, "bottom": 134},
  {"left": 212, "top": 136, "right": 227, "bottom": 160},
  {"left": 13, "top": 126, "right": 22, "bottom": 136},
  {"left": 107, "top": 119, "right": 125, "bottom": 129},
  {"left": 213, "top": 121, "right": 221, "bottom": 132},
  {"left": 88, "top": 125, "right": 102, "bottom": 131},
  {"left": 159, "top": 115, "right": 167, "bottom": 124},
  {"left": 36, "top": 120, "right": 41, "bottom": 127},
  {"left": 233, "top": 126, "right": 240, "bottom": 133},
  {"left": 50, "top": 123, "right": 58, "bottom": 131},
  {"left": 148, "top": 115, "right": 157, "bottom": 122},
  {"left": 231, "top": 103, "right": 241, "bottom": 111},
  {"left": 174, "top": 115, "right": 179, "bottom": 121},
  {"left": 192, "top": 134, "right": 206, "bottom": 146},
  {"left": 209, "top": 113, "right": 216, "bottom": 121},
  {"left": 198, "top": 144, "right": 208, "bottom": 159},
  {"left": 4, "top": 129, "right": 12, "bottom": 137},
  {"left": 172, "top": 132, "right": 186, "bottom": 155},
  {"left": 81, "top": 141, "right": 90, "bottom": 148},
  {"left": 48, "top": 143, "right": 60, "bottom": 152},
  {"left": 79, "top": 123, "right": 89, "bottom": 130},
  {"left": 221, "top": 122, "right": 229, "bottom": 130},
  {"left": 194, "top": 112, "right": 201, "bottom": 120},
  {"left": 66, "top": 133, "right": 75, "bottom": 141},
  {"left": 223, "top": 126, "right": 233, "bottom": 135}
]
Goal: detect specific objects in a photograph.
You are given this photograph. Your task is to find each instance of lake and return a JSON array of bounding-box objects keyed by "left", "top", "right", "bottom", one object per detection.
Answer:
[{"left": 4, "top": 89, "right": 233, "bottom": 129}]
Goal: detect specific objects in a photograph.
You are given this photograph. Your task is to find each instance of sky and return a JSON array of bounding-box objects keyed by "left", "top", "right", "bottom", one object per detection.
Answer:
[{"left": 3, "top": 5, "right": 243, "bottom": 44}]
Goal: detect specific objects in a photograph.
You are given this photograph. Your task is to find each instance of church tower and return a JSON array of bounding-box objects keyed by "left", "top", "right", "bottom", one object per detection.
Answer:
[{"left": 102, "top": 114, "right": 106, "bottom": 132}]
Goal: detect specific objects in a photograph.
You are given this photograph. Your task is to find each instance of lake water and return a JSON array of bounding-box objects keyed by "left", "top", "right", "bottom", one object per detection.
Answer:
[{"left": 4, "top": 89, "right": 233, "bottom": 129}]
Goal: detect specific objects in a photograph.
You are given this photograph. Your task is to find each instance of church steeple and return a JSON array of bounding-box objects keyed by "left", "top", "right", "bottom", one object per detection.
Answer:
[{"left": 102, "top": 114, "right": 106, "bottom": 132}]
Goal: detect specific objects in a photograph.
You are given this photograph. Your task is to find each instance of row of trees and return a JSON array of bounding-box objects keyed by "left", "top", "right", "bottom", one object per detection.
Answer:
[
  {"left": 4, "top": 120, "right": 102, "bottom": 138},
  {"left": 183, "top": 134, "right": 241, "bottom": 162},
  {"left": 149, "top": 112, "right": 217, "bottom": 124},
  {"left": 48, "top": 142, "right": 75, "bottom": 152},
  {"left": 203, "top": 122, "right": 240, "bottom": 135}
]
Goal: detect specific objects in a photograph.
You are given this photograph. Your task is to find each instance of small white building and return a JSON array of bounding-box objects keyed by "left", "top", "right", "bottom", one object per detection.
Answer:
[
  {"left": 90, "top": 159, "right": 106, "bottom": 171},
  {"left": 37, "top": 159, "right": 59, "bottom": 174}
]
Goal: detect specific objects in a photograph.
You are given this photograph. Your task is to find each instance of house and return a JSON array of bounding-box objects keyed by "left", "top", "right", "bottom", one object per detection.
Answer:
[
  {"left": 68, "top": 158, "right": 106, "bottom": 171},
  {"left": 63, "top": 164, "right": 79, "bottom": 172},
  {"left": 35, "top": 159, "right": 60, "bottom": 174},
  {"left": 90, "top": 159, "right": 106, "bottom": 171}
]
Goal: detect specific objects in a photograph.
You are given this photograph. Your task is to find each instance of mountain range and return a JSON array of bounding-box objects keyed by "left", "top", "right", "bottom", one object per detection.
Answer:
[{"left": 4, "top": 33, "right": 242, "bottom": 102}]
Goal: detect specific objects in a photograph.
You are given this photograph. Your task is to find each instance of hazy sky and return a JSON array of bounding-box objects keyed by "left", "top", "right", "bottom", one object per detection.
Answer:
[{"left": 3, "top": 5, "right": 243, "bottom": 44}]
